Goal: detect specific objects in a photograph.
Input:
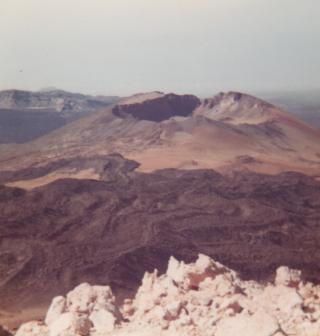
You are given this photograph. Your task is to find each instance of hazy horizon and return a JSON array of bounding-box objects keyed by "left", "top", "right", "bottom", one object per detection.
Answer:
[{"left": 1, "top": 0, "right": 320, "bottom": 96}]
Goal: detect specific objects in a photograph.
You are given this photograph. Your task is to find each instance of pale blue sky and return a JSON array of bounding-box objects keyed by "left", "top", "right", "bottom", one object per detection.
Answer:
[{"left": 0, "top": 0, "right": 319, "bottom": 96}]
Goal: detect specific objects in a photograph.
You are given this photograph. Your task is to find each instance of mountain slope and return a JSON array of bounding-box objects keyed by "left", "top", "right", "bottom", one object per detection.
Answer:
[
  {"left": 195, "top": 91, "right": 281, "bottom": 125},
  {"left": 0, "top": 155, "right": 320, "bottom": 328},
  {"left": 0, "top": 91, "right": 319, "bottom": 185}
]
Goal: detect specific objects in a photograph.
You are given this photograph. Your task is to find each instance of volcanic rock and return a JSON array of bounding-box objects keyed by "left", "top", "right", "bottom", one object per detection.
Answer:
[
  {"left": 15, "top": 255, "right": 320, "bottom": 336},
  {"left": 0, "top": 155, "right": 320, "bottom": 327},
  {"left": 15, "top": 322, "right": 48, "bottom": 336}
]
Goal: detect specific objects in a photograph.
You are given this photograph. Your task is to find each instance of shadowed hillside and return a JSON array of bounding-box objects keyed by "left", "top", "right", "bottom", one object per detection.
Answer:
[{"left": 0, "top": 155, "right": 319, "bottom": 327}]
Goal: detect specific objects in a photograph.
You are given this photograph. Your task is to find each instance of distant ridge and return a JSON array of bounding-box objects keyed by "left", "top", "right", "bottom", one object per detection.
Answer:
[
  {"left": 0, "top": 89, "right": 119, "bottom": 113},
  {"left": 0, "top": 89, "right": 119, "bottom": 144}
]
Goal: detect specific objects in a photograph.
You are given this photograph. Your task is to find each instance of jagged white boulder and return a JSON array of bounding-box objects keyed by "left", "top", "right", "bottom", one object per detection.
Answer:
[
  {"left": 15, "top": 321, "right": 48, "bottom": 336},
  {"left": 89, "top": 310, "right": 116, "bottom": 334},
  {"left": 261, "top": 284, "right": 303, "bottom": 315},
  {"left": 49, "top": 312, "right": 92, "bottom": 336},
  {"left": 166, "top": 254, "right": 235, "bottom": 291},
  {"left": 45, "top": 296, "right": 66, "bottom": 326},
  {"left": 215, "top": 310, "right": 280, "bottom": 336},
  {"left": 15, "top": 254, "right": 320, "bottom": 336},
  {"left": 66, "top": 283, "right": 116, "bottom": 315},
  {"left": 275, "top": 266, "right": 301, "bottom": 287}
]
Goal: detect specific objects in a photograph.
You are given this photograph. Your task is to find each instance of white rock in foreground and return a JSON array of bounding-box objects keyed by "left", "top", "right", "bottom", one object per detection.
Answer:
[
  {"left": 215, "top": 310, "right": 280, "bottom": 336},
  {"left": 15, "top": 321, "right": 48, "bottom": 336},
  {"left": 16, "top": 254, "right": 320, "bottom": 336}
]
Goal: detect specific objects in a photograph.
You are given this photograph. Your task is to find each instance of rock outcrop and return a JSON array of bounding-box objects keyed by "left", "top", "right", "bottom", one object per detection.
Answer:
[{"left": 16, "top": 255, "right": 320, "bottom": 336}]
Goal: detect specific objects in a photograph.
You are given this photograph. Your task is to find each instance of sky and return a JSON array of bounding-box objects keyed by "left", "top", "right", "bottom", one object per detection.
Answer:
[{"left": 0, "top": 0, "right": 319, "bottom": 96}]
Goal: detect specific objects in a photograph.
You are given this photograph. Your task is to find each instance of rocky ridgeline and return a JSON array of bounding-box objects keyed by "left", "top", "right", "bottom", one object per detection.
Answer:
[
  {"left": 15, "top": 255, "right": 320, "bottom": 336},
  {"left": 0, "top": 90, "right": 117, "bottom": 115}
]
